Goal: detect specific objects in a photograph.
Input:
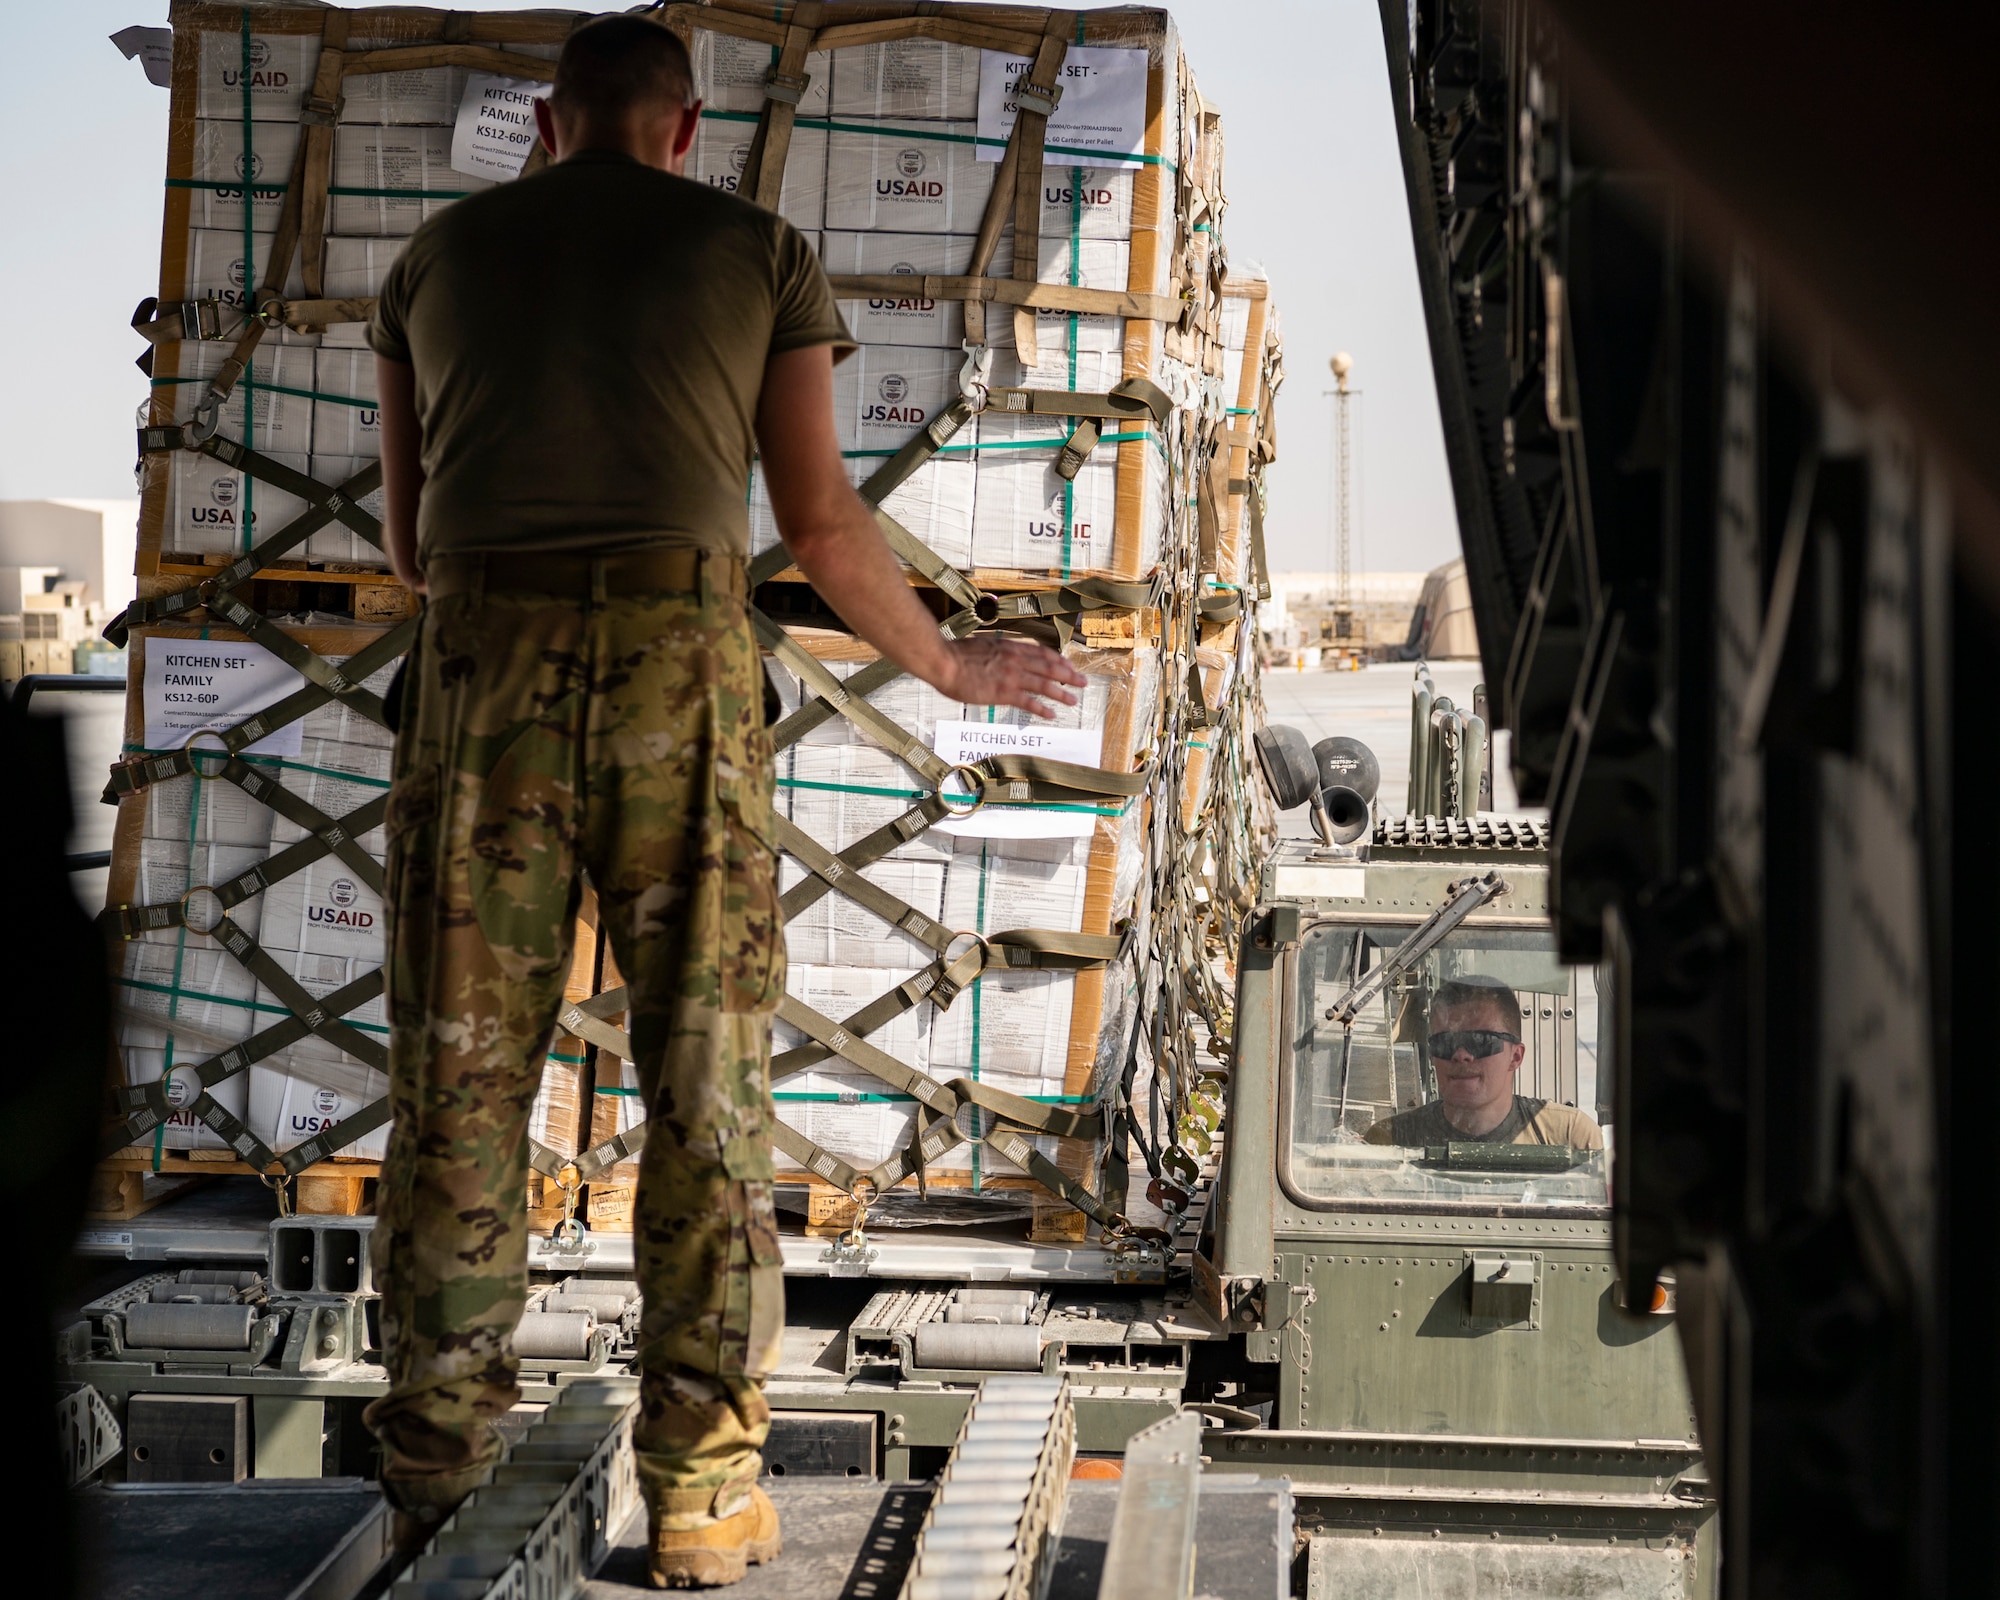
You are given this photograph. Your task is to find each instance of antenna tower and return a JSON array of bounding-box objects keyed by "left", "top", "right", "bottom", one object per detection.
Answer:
[{"left": 1329, "top": 353, "right": 1355, "bottom": 639}]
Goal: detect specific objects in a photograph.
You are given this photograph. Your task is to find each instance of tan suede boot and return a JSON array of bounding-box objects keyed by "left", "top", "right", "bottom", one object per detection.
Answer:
[{"left": 648, "top": 1481, "right": 782, "bottom": 1589}]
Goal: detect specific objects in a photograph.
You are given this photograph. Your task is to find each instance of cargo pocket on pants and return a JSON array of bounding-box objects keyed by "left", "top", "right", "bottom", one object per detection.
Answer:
[
  {"left": 384, "top": 762, "right": 443, "bottom": 1027},
  {"left": 720, "top": 1174, "right": 786, "bottom": 1379},
  {"left": 713, "top": 764, "right": 785, "bottom": 1015}
]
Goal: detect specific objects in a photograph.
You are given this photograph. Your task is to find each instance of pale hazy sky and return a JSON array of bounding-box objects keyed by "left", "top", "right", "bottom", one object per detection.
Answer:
[{"left": 0, "top": 0, "right": 1459, "bottom": 576}]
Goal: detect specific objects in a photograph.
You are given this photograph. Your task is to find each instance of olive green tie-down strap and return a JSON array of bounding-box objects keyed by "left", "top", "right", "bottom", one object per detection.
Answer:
[
  {"left": 983, "top": 378, "right": 1175, "bottom": 481},
  {"left": 110, "top": 446, "right": 385, "bottom": 646},
  {"left": 105, "top": 620, "right": 415, "bottom": 800},
  {"left": 106, "top": 908, "right": 390, "bottom": 1176},
  {"left": 738, "top": 1, "right": 824, "bottom": 211},
  {"left": 108, "top": 963, "right": 385, "bottom": 1167},
  {"left": 1009, "top": 30, "right": 1071, "bottom": 365},
  {"left": 295, "top": 11, "right": 351, "bottom": 298},
  {"left": 103, "top": 610, "right": 413, "bottom": 1173},
  {"left": 158, "top": 26, "right": 560, "bottom": 413},
  {"left": 111, "top": 759, "right": 388, "bottom": 899},
  {"left": 821, "top": 276, "right": 1183, "bottom": 326}
]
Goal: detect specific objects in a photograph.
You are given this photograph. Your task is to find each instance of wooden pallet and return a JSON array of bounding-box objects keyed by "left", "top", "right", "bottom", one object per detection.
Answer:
[
  {"left": 99, "top": 1153, "right": 380, "bottom": 1216},
  {"left": 86, "top": 1168, "right": 212, "bottom": 1222},
  {"left": 145, "top": 556, "right": 417, "bottom": 623}
]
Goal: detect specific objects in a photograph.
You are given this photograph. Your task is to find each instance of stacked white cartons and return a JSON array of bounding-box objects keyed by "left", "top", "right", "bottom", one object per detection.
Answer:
[
  {"left": 235, "top": 652, "right": 398, "bottom": 1162},
  {"left": 827, "top": 43, "right": 990, "bottom": 561},
  {"left": 736, "top": 20, "right": 1208, "bottom": 1208},
  {"left": 163, "top": 66, "right": 312, "bottom": 561},
  {"left": 1213, "top": 262, "right": 1272, "bottom": 588},
  {"left": 118, "top": 769, "right": 275, "bottom": 1149},
  {"left": 689, "top": 24, "right": 829, "bottom": 235}
]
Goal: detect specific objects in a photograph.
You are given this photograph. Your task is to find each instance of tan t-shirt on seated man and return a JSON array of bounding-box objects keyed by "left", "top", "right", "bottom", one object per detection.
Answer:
[
  {"left": 368, "top": 149, "right": 855, "bottom": 563},
  {"left": 1363, "top": 976, "right": 1604, "bottom": 1150},
  {"left": 1364, "top": 1096, "right": 1603, "bottom": 1149}
]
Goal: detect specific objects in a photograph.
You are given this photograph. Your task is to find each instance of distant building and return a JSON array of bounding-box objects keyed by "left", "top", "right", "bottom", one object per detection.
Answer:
[
  {"left": 1263, "top": 560, "right": 1479, "bottom": 661},
  {"left": 0, "top": 500, "right": 139, "bottom": 677},
  {"left": 1407, "top": 559, "right": 1478, "bottom": 659}
]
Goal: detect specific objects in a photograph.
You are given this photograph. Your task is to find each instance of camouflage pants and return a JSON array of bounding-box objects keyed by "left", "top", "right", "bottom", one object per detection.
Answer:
[{"left": 363, "top": 557, "right": 786, "bottom": 1520}]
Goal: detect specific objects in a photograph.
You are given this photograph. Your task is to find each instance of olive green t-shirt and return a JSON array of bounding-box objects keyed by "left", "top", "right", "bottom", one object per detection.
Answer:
[
  {"left": 1363, "top": 1096, "right": 1604, "bottom": 1150},
  {"left": 369, "top": 149, "right": 854, "bottom": 563}
]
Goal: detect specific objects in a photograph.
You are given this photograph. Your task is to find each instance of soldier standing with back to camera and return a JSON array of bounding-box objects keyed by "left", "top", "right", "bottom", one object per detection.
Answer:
[{"left": 361, "top": 15, "right": 1084, "bottom": 1587}]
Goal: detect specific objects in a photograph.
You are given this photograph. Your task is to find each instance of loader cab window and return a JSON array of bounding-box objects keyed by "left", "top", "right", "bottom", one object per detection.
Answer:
[{"left": 1282, "top": 920, "right": 1610, "bottom": 1211}]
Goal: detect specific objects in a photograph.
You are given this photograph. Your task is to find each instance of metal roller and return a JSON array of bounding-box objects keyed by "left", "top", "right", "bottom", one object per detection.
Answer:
[
  {"left": 929, "top": 1503, "right": 1031, "bottom": 1529},
  {"left": 568, "top": 1278, "right": 638, "bottom": 1296},
  {"left": 515, "top": 1311, "right": 596, "bottom": 1360},
  {"left": 914, "top": 1552, "right": 1018, "bottom": 1580},
  {"left": 177, "top": 1269, "right": 261, "bottom": 1290},
  {"left": 953, "top": 1422, "right": 1055, "bottom": 1443},
  {"left": 148, "top": 1284, "right": 240, "bottom": 1304},
  {"left": 913, "top": 1322, "right": 1042, "bottom": 1371},
  {"left": 124, "top": 1301, "right": 255, "bottom": 1351},
  {"left": 544, "top": 1290, "right": 631, "bottom": 1321},
  {"left": 960, "top": 1402, "right": 1057, "bottom": 1424},
  {"left": 899, "top": 1375, "right": 1074, "bottom": 1600},
  {"left": 916, "top": 1524, "right": 1019, "bottom": 1553},
  {"left": 943, "top": 1303, "right": 1030, "bottom": 1324}
]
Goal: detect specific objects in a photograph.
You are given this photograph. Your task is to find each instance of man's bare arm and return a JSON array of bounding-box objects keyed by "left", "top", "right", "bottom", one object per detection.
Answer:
[
  {"left": 758, "top": 344, "right": 1083, "bottom": 717},
  {"left": 375, "top": 355, "right": 426, "bottom": 594}
]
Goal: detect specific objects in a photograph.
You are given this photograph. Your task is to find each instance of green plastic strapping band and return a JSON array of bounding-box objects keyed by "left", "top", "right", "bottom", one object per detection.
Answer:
[
  {"left": 117, "top": 978, "right": 390, "bottom": 1035},
  {"left": 774, "top": 1092, "right": 1090, "bottom": 1104},
  {"left": 165, "top": 178, "right": 289, "bottom": 193},
  {"left": 123, "top": 745, "right": 396, "bottom": 790},
  {"left": 695, "top": 109, "right": 1177, "bottom": 171},
  {"left": 324, "top": 186, "right": 477, "bottom": 200},
  {"left": 152, "top": 375, "right": 377, "bottom": 410}
]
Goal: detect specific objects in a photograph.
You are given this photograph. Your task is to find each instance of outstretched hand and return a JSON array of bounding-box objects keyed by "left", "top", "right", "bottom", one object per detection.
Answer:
[{"left": 939, "top": 633, "right": 1086, "bottom": 719}]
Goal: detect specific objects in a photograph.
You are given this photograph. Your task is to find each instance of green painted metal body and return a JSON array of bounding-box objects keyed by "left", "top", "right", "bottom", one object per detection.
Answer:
[{"left": 1199, "top": 838, "right": 1716, "bottom": 1589}]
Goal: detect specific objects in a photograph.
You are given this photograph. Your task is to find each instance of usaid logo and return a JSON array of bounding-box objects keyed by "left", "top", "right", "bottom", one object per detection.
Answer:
[
  {"left": 312, "top": 1086, "right": 340, "bottom": 1116},
  {"left": 896, "top": 148, "right": 927, "bottom": 178},
  {"left": 221, "top": 37, "right": 287, "bottom": 92},
  {"left": 868, "top": 264, "right": 936, "bottom": 314},
  {"left": 308, "top": 877, "right": 375, "bottom": 930},
  {"left": 729, "top": 143, "right": 749, "bottom": 174},
  {"left": 863, "top": 373, "right": 924, "bottom": 425},
  {"left": 234, "top": 149, "right": 265, "bottom": 183},
  {"left": 209, "top": 477, "right": 239, "bottom": 507},
  {"left": 163, "top": 1075, "right": 191, "bottom": 1108}
]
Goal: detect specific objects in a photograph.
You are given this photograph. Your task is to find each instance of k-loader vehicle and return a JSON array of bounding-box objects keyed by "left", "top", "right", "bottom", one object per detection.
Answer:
[{"left": 58, "top": 698, "right": 1712, "bottom": 1600}]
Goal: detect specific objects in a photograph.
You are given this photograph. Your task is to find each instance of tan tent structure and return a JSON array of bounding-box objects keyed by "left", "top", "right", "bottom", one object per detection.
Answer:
[{"left": 1406, "top": 557, "right": 1480, "bottom": 659}]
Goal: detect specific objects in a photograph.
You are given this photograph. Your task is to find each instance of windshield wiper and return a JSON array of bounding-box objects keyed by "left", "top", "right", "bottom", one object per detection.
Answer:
[
  {"left": 1323, "top": 871, "right": 1509, "bottom": 1136},
  {"left": 1323, "top": 870, "right": 1510, "bottom": 1025}
]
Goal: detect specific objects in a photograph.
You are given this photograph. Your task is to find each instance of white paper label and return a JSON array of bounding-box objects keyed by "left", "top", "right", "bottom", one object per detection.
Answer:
[
  {"left": 932, "top": 721, "right": 1104, "bottom": 839},
  {"left": 450, "top": 73, "right": 552, "bottom": 180},
  {"left": 976, "top": 47, "right": 1149, "bottom": 169},
  {"left": 144, "top": 640, "right": 305, "bottom": 758},
  {"left": 111, "top": 25, "right": 173, "bottom": 87}
]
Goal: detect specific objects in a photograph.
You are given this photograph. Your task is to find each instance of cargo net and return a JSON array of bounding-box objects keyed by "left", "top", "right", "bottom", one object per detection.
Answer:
[{"left": 103, "top": 3, "right": 1280, "bottom": 1236}]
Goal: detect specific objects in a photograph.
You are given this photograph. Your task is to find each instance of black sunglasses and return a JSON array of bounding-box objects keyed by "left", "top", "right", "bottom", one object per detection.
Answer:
[{"left": 1427, "top": 1028, "right": 1521, "bottom": 1059}]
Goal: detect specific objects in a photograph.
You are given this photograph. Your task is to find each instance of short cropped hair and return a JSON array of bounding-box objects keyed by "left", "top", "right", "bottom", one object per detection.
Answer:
[
  {"left": 1432, "top": 977, "right": 1524, "bottom": 1035},
  {"left": 550, "top": 15, "right": 696, "bottom": 119}
]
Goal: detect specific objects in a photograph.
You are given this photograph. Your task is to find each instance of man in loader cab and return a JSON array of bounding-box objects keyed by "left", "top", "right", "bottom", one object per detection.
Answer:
[
  {"left": 1363, "top": 978, "right": 1603, "bottom": 1149},
  {"left": 361, "top": 14, "right": 1083, "bottom": 1588}
]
